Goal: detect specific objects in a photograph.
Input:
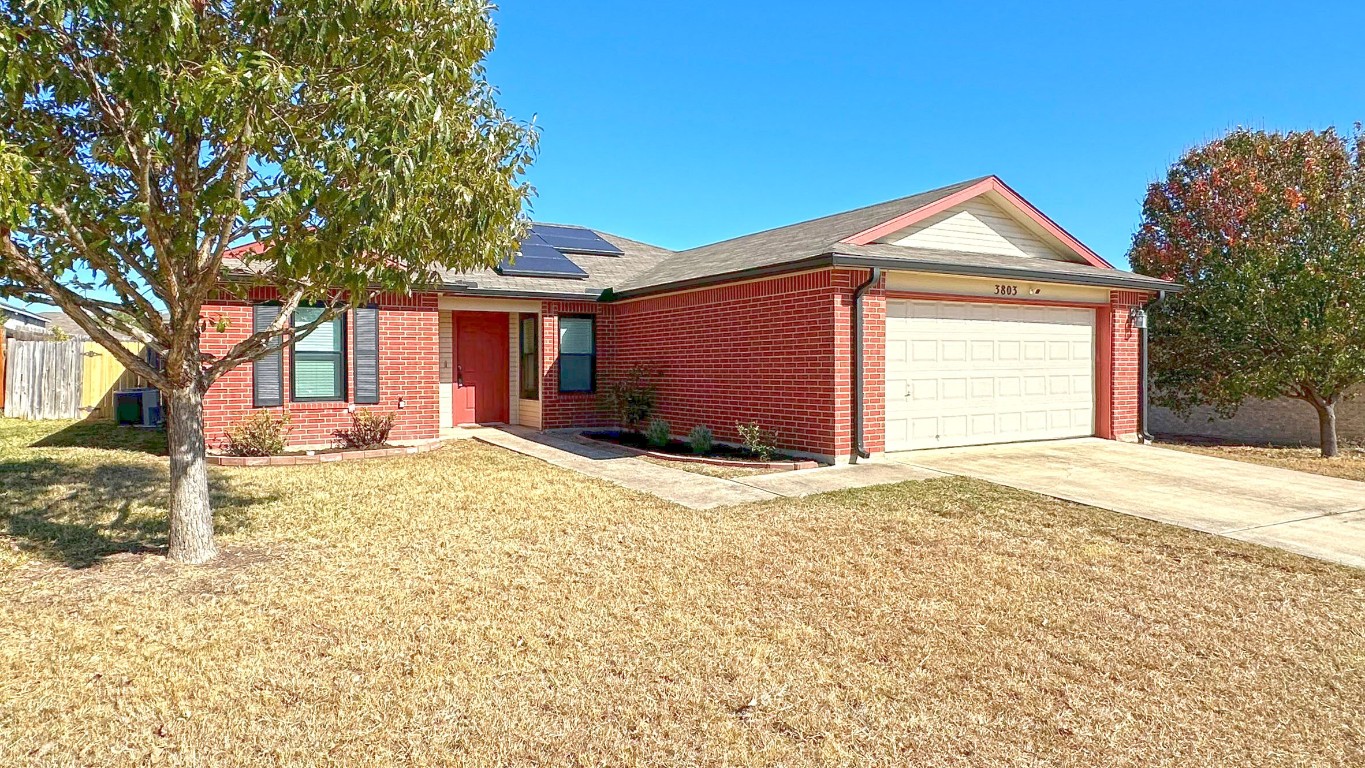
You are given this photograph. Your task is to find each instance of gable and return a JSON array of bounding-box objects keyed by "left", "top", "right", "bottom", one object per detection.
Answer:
[{"left": 874, "top": 197, "right": 1073, "bottom": 261}]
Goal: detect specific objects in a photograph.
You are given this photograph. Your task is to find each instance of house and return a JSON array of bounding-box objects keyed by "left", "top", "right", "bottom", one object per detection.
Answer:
[
  {"left": 1, "top": 303, "right": 51, "bottom": 335},
  {"left": 202, "top": 176, "right": 1179, "bottom": 460},
  {"left": 1151, "top": 391, "right": 1364, "bottom": 446}
]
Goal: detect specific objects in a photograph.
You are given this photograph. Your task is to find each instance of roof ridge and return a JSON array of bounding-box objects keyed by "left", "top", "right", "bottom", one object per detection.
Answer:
[{"left": 676, "top": 176, "right": 993, "bottom": 255}]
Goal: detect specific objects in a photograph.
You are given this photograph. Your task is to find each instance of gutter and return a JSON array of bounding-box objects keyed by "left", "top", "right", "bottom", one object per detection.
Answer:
[
  {"left": 827, "top": 253, "right": 1183, "bottom": 294},
  {"left": 611, "top": 253, "right": 1181, "bottom": 301},
  {"left": 851, "top": 267, "right": 881, "bottom": 461},
  {"left": 1137, "top": 289, "right": 1170, "bottom": 444}
]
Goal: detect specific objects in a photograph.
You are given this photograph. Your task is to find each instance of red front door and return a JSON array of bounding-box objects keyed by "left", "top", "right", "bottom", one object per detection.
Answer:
[{"left": 452, "top": 311, "right": 509, "bottom": 425}]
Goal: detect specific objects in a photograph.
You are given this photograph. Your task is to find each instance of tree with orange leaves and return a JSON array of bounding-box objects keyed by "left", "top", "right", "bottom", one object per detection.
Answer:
[{"left": 1130, "top": 127, "right": 1365, "bottom": 457}]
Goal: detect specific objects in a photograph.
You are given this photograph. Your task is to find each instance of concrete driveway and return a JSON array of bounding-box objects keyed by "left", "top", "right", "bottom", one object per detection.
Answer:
[{"left": 891, "top": 438, "right": 1365, "bottom": 569}]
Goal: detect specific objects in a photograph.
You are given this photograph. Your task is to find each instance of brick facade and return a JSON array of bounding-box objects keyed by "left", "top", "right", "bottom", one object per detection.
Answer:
[
  {"left": 538, "top": 300, "right": 614, "bottom": 430},
  {"left": 201, "top": 273, "right": 1149, "bottom": 458},
  {"left": 1151, "top": 388, "right": 1365, "bottom": 446},
  {"left": 611, "top": 270, "right": 849, "bottom": 460},
  {"left": 1100, "top": 290, "right": 1146, "bottom": 441},
  {"left": 201, "top": 289, "right": 440, "bottom": 449}
]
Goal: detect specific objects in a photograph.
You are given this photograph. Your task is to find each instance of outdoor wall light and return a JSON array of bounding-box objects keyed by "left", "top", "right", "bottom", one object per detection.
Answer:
[
  {"left": 397, "top": 398, "right": 407, "bottom": 409},
  {"left": 1129, "top": 307, "right": 1148, "bottom": 330}
]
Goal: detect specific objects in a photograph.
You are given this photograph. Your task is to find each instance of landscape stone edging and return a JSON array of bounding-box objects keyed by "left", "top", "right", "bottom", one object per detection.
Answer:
[
  {"left": 574, "top": 434, "right": 820, "bottom": 471},
  {"left": 207, "top": 440, "right": 443, "bottom": 467}
]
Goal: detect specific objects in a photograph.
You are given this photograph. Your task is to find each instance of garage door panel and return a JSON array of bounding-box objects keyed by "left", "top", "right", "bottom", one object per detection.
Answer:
[{"left": 885, "top": 299, "right": 1096, "bottom": 451}]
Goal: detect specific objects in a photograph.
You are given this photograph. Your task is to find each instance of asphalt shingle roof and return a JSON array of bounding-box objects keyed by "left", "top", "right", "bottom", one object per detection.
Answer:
[
  {"left": 616, "top": 178, "right": 989, "bottom": 293},
  {"left": 224, "top": 177, "right": 1179, "bottom": 299}
]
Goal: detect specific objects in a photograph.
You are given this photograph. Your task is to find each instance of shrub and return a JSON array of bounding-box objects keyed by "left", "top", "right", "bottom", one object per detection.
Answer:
[
  {"left": 736, "top": 421, "right": 778, "bottom": 461},
  {"left": 222, "top": 411, "right": 291, "bottom": 457},
  {"left": 599, "top": 365, "right": 658, "bottom": 433},
  {"left": 645, "top": 418, "right": 671, "bottom": 449},
  {"left": 333, "top": 409, "right": 398, "bottom": 449},
  {"left": 688, "top": 424, "right": 714, "bottom": 455}
]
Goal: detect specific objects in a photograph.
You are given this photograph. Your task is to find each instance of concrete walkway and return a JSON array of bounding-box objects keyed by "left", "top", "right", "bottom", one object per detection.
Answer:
[
  {"left": 461, "top": 427, "right": 938, "bottom": 510},
  {"left": 893, "top": 438, "right": 1365, "bottom": 569}
]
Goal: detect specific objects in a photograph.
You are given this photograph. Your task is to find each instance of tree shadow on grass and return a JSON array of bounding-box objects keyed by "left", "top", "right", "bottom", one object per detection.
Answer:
[
  {"left": 29, "top": 419, "right": 168, "bottom": 456},
  {"left": 0, "top": 455, "right": 274, "bottom": 569}
]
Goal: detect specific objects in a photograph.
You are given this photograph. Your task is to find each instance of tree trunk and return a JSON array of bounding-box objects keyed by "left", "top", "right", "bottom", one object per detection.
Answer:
[
  {"left": 166, "top": 385, "right": 218, "bottom": 563},
  {"left": 1311, "top": 398, "right": 1340, "bottom": 459}
]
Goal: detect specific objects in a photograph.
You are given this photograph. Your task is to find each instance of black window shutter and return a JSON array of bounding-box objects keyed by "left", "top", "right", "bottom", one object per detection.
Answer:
[
  {"left": 353, "top": 307, "right": 380, "bottom": 404},
  {"left": 252, "top": 305, "right": 283, "bottom": 407}
]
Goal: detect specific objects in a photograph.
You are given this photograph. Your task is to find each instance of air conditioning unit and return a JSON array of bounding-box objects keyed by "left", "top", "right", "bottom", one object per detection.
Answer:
[
  {"left": 113, "top": 388, "right": 163, "bottom": 427},
  {"left": 139, "top": 388, "right": 162, "bottom": 427}
]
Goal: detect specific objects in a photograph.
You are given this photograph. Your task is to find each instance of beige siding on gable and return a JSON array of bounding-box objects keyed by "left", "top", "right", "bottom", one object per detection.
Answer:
[{"left": 878, "top": 198, "right": 1068, "bottom": 260}]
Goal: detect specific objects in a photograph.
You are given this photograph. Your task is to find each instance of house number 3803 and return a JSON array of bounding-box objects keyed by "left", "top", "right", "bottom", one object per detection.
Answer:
[{"left": 995, "top": 284, "right": 1019, "bottom": 296}]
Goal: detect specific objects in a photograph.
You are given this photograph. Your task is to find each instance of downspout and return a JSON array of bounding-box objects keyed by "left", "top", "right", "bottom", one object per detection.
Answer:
[
  {"left": 852, "top": 267, "right": 882, "bottom": 461},
  {"left": 1137, "top": 289, "right": 1168, "bottom": 444}
]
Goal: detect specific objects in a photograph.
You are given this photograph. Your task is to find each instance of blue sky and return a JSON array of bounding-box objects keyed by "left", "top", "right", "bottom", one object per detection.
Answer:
[{"left": 485, "top": 1, "right": 1363, "bottom": 269}]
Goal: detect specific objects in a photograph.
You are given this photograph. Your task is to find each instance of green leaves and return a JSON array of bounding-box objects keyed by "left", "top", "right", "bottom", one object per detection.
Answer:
[
  {"left": 1130, "top": 127, "right": 1365, "bottom": 422},
  {"left": 0, "top": 0, "right": 536, "bottom": 366}
]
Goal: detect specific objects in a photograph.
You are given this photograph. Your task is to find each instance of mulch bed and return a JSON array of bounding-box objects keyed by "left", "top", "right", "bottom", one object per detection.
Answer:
[{"left": 207, "top": 440, "right": 443, "bottom": 467}]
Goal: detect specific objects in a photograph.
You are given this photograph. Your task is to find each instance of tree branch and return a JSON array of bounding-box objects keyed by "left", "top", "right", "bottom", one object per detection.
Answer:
[
  {"left": 44, "top": 202, "right": 169, "bottom": 340},
  {"left": 201, "top": 288, "right": 357, "bottom": 385},
  {"left": 1, "top": 229, "right": 169, "bottom": 389}
]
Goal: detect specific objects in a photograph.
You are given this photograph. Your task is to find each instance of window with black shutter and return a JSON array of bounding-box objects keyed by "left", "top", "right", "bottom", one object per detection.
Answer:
[{"left": 353, "top": 307, "right": 380, "bottom": 404}]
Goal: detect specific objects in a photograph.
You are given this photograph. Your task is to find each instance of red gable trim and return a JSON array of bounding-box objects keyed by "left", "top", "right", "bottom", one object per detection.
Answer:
[{"left": 839, "top": 176, "right": 1113, "bottom": 269}]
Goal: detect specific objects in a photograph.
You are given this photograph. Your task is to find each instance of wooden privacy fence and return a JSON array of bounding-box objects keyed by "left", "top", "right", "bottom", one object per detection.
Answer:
[
  {"left": 3, "top": 338, "right": 85, "bottom": 419},
  {"left": 82, "top": 341, "right": 151, "bottom": 419},
  {"left": 2, "top": 338, "right": 150, "bottom": 420}
]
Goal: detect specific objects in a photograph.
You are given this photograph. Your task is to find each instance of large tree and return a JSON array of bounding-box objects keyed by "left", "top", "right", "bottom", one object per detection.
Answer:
[
  {"left": 1130, "top": 127, "right": 1365, "bottom": 457},
  {"left": 0, "top": 0, "right": 535, "bottom": 562}
]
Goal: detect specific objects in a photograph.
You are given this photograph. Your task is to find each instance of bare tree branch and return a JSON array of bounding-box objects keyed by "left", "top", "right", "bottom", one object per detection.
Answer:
[{"left": 44, "top": 202, "right": 169, "bottom": 339}]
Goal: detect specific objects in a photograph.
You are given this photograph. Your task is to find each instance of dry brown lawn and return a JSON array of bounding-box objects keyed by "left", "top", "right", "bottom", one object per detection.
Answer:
[
  {"left": 1160, "top": 438, "right": 1365, "bottom": 483},
  {"left": 639, "top": 455, "right": 770, "bottom": 479},
  {"left": 2, "top": 417, "right": 1363, "bottom": 767}
]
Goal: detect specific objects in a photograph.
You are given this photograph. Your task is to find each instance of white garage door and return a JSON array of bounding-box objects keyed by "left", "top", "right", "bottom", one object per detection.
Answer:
[{"left": 885, "top": 299, "right": 1095, "bottom": 451}]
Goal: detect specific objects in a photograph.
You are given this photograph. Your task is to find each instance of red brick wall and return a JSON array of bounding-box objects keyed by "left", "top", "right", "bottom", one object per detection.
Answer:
[
  {"left": 851, "top": 271, "right": 887, "bottom": 455},
  {"left": 1104, "top": 290, "right": 1147, "bottom": 440},
  {"left": 610, "top": 269, "right": 848, "bottom": 459},
  {"left": 201, "top": 289, "right": 440, "bottom": 448},
  {"left": 538, "top": 301, "right": 614, "bottom": 430}
]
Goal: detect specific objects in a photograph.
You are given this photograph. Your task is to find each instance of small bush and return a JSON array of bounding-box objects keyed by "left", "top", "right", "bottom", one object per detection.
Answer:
[
  {"left": 599, "top": 365, "right": 658, "bottom": 433},
  {"left": 222, "top": 411, "right": 291, "bottom": 457},
  {"left": 645, "top": 418, "right": 671, "bottom": 449},
  {"left": 334, "top": 409, "right": 398, "bottom": 449},
  {"left": 736, "top": 421, "right": 778, "bottom": 461},
  {"left": 688, "top": 424, "right": 714, "bottom": 455}
]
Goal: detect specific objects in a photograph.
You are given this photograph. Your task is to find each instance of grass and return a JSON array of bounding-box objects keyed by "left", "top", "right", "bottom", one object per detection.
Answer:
[
  {"left": 1, "top": 417, "right": 1362, "bottom": 766},
  {"left": 639, "top": 454, "right": 771, "bottom": 480},
  {"left": 1159, "top": 437, "right": 1365, "bottom": 483}
]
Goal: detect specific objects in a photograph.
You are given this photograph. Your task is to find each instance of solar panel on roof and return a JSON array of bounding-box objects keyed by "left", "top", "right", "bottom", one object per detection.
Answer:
[
  {"left": 496, "top": 233, "right": 589, "bottom": 279},
  {"left": 531, "top": 224, "right": 625, "bottom": 256}
]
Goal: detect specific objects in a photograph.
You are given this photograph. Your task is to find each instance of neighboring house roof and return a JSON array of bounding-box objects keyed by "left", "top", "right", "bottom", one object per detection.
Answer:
[
  {"left": 1, "top": 303, "right": 50, "bottom": 329},
  {"left": 38, "top": 312, "right": 94, "bottom": 339}
]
